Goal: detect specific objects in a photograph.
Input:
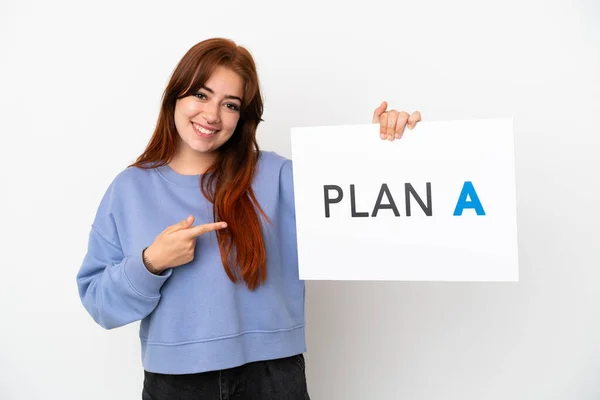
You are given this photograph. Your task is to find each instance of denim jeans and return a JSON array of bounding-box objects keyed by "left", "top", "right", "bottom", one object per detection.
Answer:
[{"left": 142, "top": 354, "right": 310, "bottom": 399}]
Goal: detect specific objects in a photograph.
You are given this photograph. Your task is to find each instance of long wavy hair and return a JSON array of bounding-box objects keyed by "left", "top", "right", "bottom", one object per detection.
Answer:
[{"left": 130, "top": 38, "right": 269, "bottom": 290}]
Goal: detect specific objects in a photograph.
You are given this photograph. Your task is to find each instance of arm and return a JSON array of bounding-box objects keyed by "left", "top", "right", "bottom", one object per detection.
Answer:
[
  {"left": 279, "top": 159, "right": 296, "bottom": 217},
  {"left": 76, "top": 184, "right": 172, "bottom": 330}
]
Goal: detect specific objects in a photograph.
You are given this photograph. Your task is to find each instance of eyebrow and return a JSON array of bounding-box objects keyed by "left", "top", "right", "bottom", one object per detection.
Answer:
[{"left": 199, "top": 85, "right": 242, "bottom": 103}]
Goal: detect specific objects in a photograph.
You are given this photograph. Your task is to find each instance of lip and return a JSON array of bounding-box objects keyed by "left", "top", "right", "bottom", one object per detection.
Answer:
[
  {"left": 192, "top": 121, "right": 219, "bottom": 131},
  {"left": 191, "top": 121, "right": 219, "bottom": 138}
]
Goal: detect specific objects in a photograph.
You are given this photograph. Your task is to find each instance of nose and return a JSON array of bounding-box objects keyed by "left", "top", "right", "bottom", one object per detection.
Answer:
[{"left": 202, "top": 101, "right": 220, "bottom": 125}]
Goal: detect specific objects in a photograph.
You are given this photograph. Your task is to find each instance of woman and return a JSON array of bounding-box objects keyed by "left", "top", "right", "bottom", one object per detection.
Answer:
[{"left": 76, "top": 37, "right": 421, "bottom": 399}]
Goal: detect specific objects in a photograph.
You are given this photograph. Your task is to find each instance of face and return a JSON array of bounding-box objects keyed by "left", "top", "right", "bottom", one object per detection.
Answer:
[{"left": 173, "top": 65, "right": 244, "bottom": 158}]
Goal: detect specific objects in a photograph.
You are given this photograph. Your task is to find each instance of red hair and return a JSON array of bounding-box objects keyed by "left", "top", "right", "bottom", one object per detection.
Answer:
[{"left": 130, "top": 38, "right": 269, "bottom": 290}]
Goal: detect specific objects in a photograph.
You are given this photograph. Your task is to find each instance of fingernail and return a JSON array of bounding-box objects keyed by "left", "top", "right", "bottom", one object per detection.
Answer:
[
  {"left": 220, "top": 223, "right": 227, "bottom": 228},
  {"left": 380, "top": 133, "right": 386, "bottom": 139},
  {"left": 395, "top": 133, "right": 399, "bottom": 138}
]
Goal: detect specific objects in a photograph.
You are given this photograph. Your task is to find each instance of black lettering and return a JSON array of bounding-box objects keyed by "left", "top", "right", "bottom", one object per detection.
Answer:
[
  {"left": 405, "top": 182, "right": 432, "bottom": 216},
  {"left": 324, "top": 185, "right": 343, "bottom": 218},
  {"left": 350, "top": 184, "right": 369, "bottom": 217},
  {"left": 372, "top": 184, "right": 400, "bottom": 217}
]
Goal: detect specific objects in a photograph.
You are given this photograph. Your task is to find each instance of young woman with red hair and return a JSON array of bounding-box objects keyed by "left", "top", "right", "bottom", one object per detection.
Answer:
[{"left": 76, "top": 37, "right": 421, "bottom": 399}]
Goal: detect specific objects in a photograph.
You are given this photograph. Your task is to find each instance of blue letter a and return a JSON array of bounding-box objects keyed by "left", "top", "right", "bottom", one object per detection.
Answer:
[{"left": 453, "top": 181, "right": 485, "bottom": 216}]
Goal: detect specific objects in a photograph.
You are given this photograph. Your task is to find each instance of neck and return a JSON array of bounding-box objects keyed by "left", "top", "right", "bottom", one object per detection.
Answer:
[{"left": 169, "top": 145, "right": 218, "bottom": 175}]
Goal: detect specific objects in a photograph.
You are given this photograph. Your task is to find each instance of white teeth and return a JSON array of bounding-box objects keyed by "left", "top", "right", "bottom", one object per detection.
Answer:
[{"left": 193, "top": 123, "right": 217, "bottom": 135}]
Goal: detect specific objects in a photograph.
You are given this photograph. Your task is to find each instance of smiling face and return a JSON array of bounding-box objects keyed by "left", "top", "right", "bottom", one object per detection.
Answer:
[{"left": 173, "top": 65, "right": 244, "bottom": 161}]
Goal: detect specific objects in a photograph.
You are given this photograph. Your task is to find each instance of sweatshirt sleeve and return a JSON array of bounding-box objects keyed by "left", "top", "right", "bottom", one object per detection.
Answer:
[
  {"left": 76, "top": 180, "right": 172, "bottom": 330},
  {"left": 279, "top": 158, "right": 296, "bottom": 217}
]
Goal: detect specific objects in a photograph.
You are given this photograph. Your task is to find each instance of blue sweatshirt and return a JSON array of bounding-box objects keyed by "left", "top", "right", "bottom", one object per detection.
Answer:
[{"left": 76, "top": 151, "right": 306, "bottom": 374}]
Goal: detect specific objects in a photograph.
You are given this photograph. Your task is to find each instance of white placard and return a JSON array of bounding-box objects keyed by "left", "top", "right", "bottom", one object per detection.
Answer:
[{"left": 290, "top": 118, "right": 518, "bottom": 281}]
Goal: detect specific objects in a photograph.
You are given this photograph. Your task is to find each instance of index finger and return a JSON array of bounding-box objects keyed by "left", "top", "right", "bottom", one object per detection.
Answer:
[
  {"left": 186, "top": 222, "right": 228, "bottom": 237},
  {"left": 407, "top": 111, "right": 422, "bottom": 129},
  {"left": 372, "top": 101, "right": 388, "bottom": 123}
]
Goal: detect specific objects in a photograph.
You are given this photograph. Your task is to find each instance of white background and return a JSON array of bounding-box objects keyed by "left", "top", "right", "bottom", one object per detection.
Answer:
[
  {"left": 291, "top": 119, "right": 519, "bottom": 281},
  {"left": 1, "top": 0, "right": 599, "bottom": 399}
]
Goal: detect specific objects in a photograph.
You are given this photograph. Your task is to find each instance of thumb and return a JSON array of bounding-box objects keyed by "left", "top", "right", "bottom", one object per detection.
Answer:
[
  {"left": 372, "top": 101, "right": 387, "bottom": 123},
  {"left": 176, "top": 215, "right": 194, "bottom": 230}
]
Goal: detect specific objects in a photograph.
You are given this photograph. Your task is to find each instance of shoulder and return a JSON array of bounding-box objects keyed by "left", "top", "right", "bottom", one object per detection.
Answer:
[
  {"left": 110, "top": 162, "right": 158, "bottom": 191},
  {"left": 255, "top": 150, "right": 292, "bottom": 180},
  {"left": 114, "top": 163, "right": 155, "bottom": 184},
  {"left": 255, "top": 151, "right": 295, "bottom": 209},
  {"left": 257, "top": 150, "right": 291, "bottom": 169},
  {"left": 98, "top": 163, "right": 157, "bottom": 208},
  {"left": 91, "top": 163, "right": 157, "bottom": 231}
]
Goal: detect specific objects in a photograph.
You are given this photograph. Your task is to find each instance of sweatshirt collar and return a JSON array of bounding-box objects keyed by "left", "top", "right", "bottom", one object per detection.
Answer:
[{"left": 155, "top": 164, "right": 204, "bottom": 188}]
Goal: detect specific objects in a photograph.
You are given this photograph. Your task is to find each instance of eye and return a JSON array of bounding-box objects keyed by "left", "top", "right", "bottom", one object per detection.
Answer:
[
  {"left": 193, "top": 92, "right": 208, "bottom": 100},
  {"left": 226, "top": 103, "right": 240, "bottom": 111}
]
